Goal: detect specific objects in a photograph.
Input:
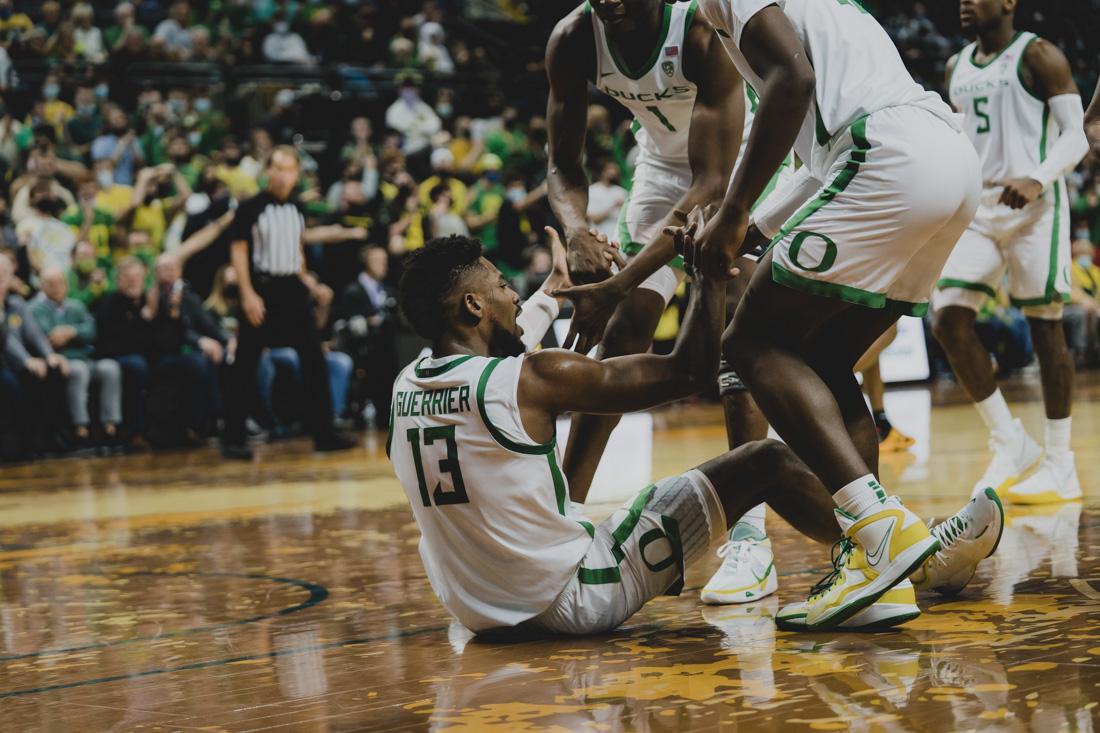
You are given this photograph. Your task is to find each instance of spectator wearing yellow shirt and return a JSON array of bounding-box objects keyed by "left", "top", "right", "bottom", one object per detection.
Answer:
[
  {"left": 1066, "top": 236, "right": 1100, "bottom": 366},
  {"left": 126, "top": 163, "right": 192, "bottom": 252},
  {"left": 0, "top": 1, "right": 33, "bottom": 44},
  {"left": 38, "top": 74, "right": 74, "bottom": 144},
  {"left": 417, "top": 147, "right": 467, "bottom": 215},
  {"left": 90, "top": 159, "right": 135, "bottom": 218}
]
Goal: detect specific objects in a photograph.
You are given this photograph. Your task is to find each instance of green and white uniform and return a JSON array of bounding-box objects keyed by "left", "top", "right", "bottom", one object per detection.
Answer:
[
  {"left": 700, "top": 0, "right": 981, "bottom": 315},
  {"left": 935, "top": 32, "right": 1071, "bottom": 318},
  {"left": 589, "top": 0, "right": 795, "bottom": 298},
  {"left": 389, "top": 353, "right": 725, "bottom": 634},
  {"left": 591, "top": 0, "right": 697, "bottom": 303}
]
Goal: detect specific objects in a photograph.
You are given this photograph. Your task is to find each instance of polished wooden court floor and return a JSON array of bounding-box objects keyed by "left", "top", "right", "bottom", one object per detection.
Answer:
[{"left": 3, "top": 375, "right": 1100, "bottom": 731}]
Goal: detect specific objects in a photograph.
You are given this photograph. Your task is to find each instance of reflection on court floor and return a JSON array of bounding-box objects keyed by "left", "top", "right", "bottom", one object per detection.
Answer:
[{"left": 0, "top": 376, "right": 1098, "bottom": 730}]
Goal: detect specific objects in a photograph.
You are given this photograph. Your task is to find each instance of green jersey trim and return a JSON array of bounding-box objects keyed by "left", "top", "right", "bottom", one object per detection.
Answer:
[
  {"left": 771, "top": 115, "right": 869, "bottom": 246},
  {"left": 968, "top": 30, "right": 1024, "bottom": 70},
  {"left": 578, "top": 484, "right": 656, "bottom": 585},
  {"left": 772, "top": 263, "right": 930, "bottom": 317},
  {"left": 605, "top": 1, "right": 673, "bottom": 81},
  {"left": 1016, "top": 34, "right": 1045, "bottom": 102},
  {"left": 475, "top": 358, "right": 556, "bottom": 455},
  {"left": 936, "top": 278, "right": 997, "bottom": 299},
  {"left": 1010, "top": 180, "right": 1068, "bottom": 306},
  {"left": 414, "top": 354, "right": 476, "bottom": 378}
]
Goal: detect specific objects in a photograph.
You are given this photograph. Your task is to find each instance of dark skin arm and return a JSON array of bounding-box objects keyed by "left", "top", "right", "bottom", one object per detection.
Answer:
[
  {"left": 1087, "top": 78, "right": 1100, "bottom": 163},
  {"left": 545, "top": 9, "right": 625, "bottom": 285},
  {"left": 693, "top": 4, "right": 814, "bottom": 279},
  {"left": 555, "top": 17, "right": 745, "bottom": 352},
  {"left": 1002, "top": 38, "right": 1080, "bottom": 209},
  {"left": 519, "top": 215, "right": 728, "bottom": 443}
]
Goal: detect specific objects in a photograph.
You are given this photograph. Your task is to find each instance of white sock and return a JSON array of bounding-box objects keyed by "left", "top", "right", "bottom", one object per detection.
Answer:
[
  {"left": 1045, "top": 416, "right": 1072, "bottom": 458},
  {"left": 975, "top": 390, "right": 1015, "bottom": 438},
  {"left": 834, "top": 474, "right": 887, "bottom": 519},
  {"left": 732, "top": 503, "right": 766, "bottom": 539}
]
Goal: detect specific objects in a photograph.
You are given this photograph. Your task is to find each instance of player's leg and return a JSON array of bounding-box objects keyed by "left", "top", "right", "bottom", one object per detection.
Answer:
[
  {"left": 933, "top": 228, "right": 1042, "bottom": 495},
  {"left": 703, "top": 256, "right": 778, "bottom": 605},
  {"left": 562, "top": 285, "right": 667, "bottom": 502},
  {"left": 854, "top": 323, "right": 914, "bottom": 452},
  {"left": 563, "top": 167, "right": 685, "bottom": 502},
  {"left": 1000, "top": 186, "right": 1080, "bottom": 503}
]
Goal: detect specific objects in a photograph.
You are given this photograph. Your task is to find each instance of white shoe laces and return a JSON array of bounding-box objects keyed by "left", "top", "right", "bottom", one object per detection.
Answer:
[
  {"left": 933, "top": 512, "right": 970, "bottom": 548},
  {"left": 716, "top": 539, "right": 755, "bottom": 570}
]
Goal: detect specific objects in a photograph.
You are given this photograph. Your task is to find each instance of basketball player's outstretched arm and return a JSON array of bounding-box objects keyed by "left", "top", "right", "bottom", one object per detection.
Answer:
[
  {"left": 1087, "top": 78, "right": 1100, "bottom": 162},
  {"left": 694, "top": 6, "right": 814, "bottom": 279},
  {"left": 546, "top": 10, "right": 623, "bottom": 285},
  {"left": 1002, "top": 38, "right": 1088, "bottom": 209},
  {"left": 519, "top": 224, "right": 726, "bottom": 434}
]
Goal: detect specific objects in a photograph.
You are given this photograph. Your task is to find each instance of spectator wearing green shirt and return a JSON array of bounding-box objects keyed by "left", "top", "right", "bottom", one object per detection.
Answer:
[
  {"left": 66, "top": 85, "right": 102, "bottom": 157},
  {"left": 465, "top": 154, "right": 504, "bottom": 259},
  {"left": 29, "top": 267, "right": 122, "bottom": 450},
  {"left": 484, "top": 107, "right": 530, "bottom": 169},
  {"left": 105, "top": 2, "right": 149, "bottom": 52},
  {"left": 61, "top": 177, "right": 116, "bottom": 260},
  {"left": 68, "top": 239, "right": 115, "bottom": 309}
]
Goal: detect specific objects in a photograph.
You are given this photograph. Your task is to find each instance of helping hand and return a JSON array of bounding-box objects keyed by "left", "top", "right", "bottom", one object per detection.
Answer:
[
  {"left": 565, "top": 227, "right": 627, "bottom": 285},
  {"left": 550, "top": 228, "right": 627, "bottom": 353}
]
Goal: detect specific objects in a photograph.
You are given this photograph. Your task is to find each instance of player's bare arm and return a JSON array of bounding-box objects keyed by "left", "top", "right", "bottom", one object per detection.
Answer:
[
  {"left": 694, "top": 5, "right": 814, "bottom": 279},
  {"left": 558, "top": 18, "right": 744, "bottom": 349},
  {"left": 1001, "top": 38, "right": 1088, "bottom": 209},
  {"left": 546, "top": 10, "right": 623, "bottom": 285},
  {"left": 1084, "top": 76, "right": 1100, "bottom": 162},
  {"left": 519, "top": 226, "right": 727, "bottom": 443}
]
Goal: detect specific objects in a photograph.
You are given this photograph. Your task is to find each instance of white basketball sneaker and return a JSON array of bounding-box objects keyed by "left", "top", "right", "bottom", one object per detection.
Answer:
[
  {"left": 911, "top": 487, "right": 1005, "bottom": 595},
  {"left": 805, "top": 496, "right": 939, "bottom": 629},
  {"left": 971, "top": 419, "right": 1041, "bottom": 498},
  {"left": 1003, "top": 451, "right": 1082, "bottom": 505},
  {"left": 777, "top": 578, "right": 920, "bottom": 631},
  {"left": 700, "top": 522, "right": 778, "bottom": 605}
]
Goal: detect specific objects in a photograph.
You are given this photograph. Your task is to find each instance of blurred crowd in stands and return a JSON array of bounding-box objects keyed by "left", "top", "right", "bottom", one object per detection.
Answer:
[{"left": 0, "top": 0, "right": 1099, "bottom": 462}]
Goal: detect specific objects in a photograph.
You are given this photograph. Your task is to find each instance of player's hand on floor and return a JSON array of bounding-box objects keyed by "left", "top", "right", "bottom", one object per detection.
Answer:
[{"left": 999, "top": 178, "right": 1043, "bottom": 209}]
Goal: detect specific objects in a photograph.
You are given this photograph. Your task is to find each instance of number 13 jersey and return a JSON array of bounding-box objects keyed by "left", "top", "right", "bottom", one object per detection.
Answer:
[
  {"left": 388, "top": 353, "right": 592, "bottom": 632},
  {"left": 948, "top": 31, "right": 1054, "bottom": 186}
]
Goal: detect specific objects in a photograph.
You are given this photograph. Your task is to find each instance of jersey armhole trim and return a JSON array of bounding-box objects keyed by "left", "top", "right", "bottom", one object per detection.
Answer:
[
  {"left": 1016, "top": 34, "right": 1046, "bottom": 102},
  {"left": 476, "top": 357, "right": 556, "bottom": 455}
]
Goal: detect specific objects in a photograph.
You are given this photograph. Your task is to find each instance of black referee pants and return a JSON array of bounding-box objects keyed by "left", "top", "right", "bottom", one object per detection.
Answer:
[{"left": 225, "top": 275, "right": 335, "bottom": 444}]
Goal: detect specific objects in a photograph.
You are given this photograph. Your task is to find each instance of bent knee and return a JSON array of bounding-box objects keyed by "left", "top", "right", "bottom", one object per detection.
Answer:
[{"left": 932, "top": 305, "right": 975, "bottom": 345}]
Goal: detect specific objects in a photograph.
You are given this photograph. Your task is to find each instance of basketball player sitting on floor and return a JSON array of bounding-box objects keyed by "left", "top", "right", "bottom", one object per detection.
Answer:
[{"left": 387, "top": 224, "right": 1002, "bottom": 636}]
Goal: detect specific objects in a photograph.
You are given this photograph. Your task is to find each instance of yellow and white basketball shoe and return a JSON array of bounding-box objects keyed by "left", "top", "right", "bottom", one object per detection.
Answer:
[{"left": 805, "top": 497, "right": 939, "bottom": 629}]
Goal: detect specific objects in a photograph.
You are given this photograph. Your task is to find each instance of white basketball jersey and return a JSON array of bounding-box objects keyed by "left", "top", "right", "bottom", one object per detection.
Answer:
[
  {"left": 591, "top": 0, "right": 698, "bottom": 163},
  {"left": 388, "top": 353, "right": 592, "bottom": 632},
  {"left": 948, "top": 32, "right": 1054, "bottom": 186},
  {"left": 698, "top": 0, "right": 957, "bottom": 177}
]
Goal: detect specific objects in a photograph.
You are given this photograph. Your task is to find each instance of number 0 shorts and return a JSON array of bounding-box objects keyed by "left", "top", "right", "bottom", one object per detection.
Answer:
[
  {"left": 524, "top": 469, "right": 726, "bottom": 636},
  {"left": 768, "top": 105, "right": 981, "bottom": 316}
]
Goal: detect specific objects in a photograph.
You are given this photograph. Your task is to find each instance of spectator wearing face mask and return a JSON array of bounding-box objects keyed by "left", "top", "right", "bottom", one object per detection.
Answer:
[
  {"left": 215, "top": 137, "right": 260, "bottom": 199},
  {"left": 37, "top": 74, "right": 74, "bottom": 143},
  {"left": 29, "top": 267, "right": 122, "bottom": 451},
  {"left": 385, "top": 71, "right": 441, "bottom": 165},
  {"left": 92, "top": 105, "right": 144, "bottom": 186},
  {"left": 88, "top": 158, "right": 135, "bottom": 219},
  {"left": 190, "top": 93, "right": 228, "bottom": 155},
  {"left": 262, "top": 13, "right": 313, "bottom": 64},
  {"left": 464, "top": 154, "right": 505, "bottom": 258},
  {"left": 17, "top": 178, "right": 77, "bottom": 276},
  {"left": 426, "top": 186, "right": 468, "bottom": 239},
  {"left": 66, "top": 85, "right": 102, "bottom": 156},
  {"left": 586, "top": 161, "right": 626, "bottom": 242},
  {"left": 127, "top": 163, "right": 193, "bottom": 252}
]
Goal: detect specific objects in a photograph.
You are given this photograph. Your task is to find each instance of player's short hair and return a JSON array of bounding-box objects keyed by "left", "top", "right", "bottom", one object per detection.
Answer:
[{"left": 400, "top": 235, "right": 484, "bottom": 340}]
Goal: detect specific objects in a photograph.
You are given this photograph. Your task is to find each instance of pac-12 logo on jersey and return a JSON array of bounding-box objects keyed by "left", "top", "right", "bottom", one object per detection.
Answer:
[{"left": 661, "top": 60, "right": 674, "bottom": 77}]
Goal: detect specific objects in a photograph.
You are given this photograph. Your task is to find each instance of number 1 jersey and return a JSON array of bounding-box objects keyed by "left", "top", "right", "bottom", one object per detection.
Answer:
[{"left": 388, "top": 353, "right": 592, "bottom": 632}]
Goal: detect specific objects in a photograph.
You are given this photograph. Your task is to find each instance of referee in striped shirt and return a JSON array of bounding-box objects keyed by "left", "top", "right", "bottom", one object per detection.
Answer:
[{"left": 222, "top": 146, "right": 364, "bottom": 459}]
